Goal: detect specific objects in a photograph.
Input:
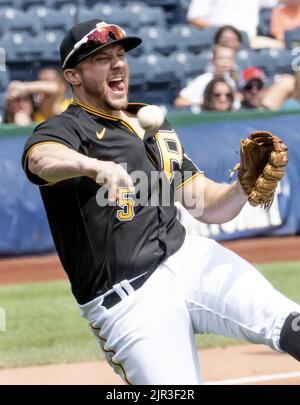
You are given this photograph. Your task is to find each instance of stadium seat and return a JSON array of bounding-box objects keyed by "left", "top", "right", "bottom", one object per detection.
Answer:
[
  {"left": 0, "top": 47, "right": 5, "bottom": 71},
  {"left": 0, "top": 32, "right": 35, "bottom": 62},
  {"left": 239, "top": 30, "right": 251, "bottom": 49},
  {"left": 85, "top": 0, "right": 122, "bottom": 7},
  {"left": 91, "top": 3, "right": 117, "bottom": 20},
  {"left": 276, "top": 49, "right": 294, "bottom": 75},
  {"left": 106, "top": 8, "right": 139, "bottom": 31},
  {"left": 0, "top": 1, "right": 19, "bottom": 9},
  {"left": 131, "top": 5, "right": 166, "bottom": 28},
  {"left": 7, "top": 10, "right": 39, "bottom": 35},
  {"left": 171, "top": 25, "right": 216, "bottom": 54},
  {"left": 0, "top": 89, "right": 5, "bottom": 103},
  {"left": 78, "top": 6, "right": 98, "bottom": 23},
  {"left": 142, "top": 0, "right": 178, "bottom": 25},
  {"left": 126, "top": 55, "right": 147, "bottom": 101},
  {"left": 0, "top": 69, "right": 10, "bottom": 91},
  {"left": 60, "top": 4, "right": 77, "bottom": 24},
  {"left": 139, "top": 53, "right": 180, "bottom": 104},
  {"left": 251, "top": 49, "right": 280, "bottom": 77},
  {"left": 127, "top": 55, "right": 146, "bottom": 88},
  {"left": 285, "top": 26, "right": 300, "bottom": 49},
  {"left": 53, "top": 0, "right": 75, "bottom": 8},
  {"left": 236, "top": 49, "right": 255, "bottom": 71},
  {"left": 38, "top": 30, "right": 64, "bottom": 61},
  {"left": 28, "top": 7, "right": 73, "bottom": 32},
  {"left": 176, "top": 0, "right": 190, "bottom": 24},
  {"left": 0, "top": 8, "right": 36, "bottom": 34},
  {"left": 0, "top": 33, "right": 15, "bottom": 62},
  {"left": 22, "top": 0, "right": 54, "bottom": 10},
  {"left": 125, "top": 1, "right": 148, "bottom": 15},
  {"left": 7, "top": 62, "right": 40, "bottom": 81},
  {"left": 126, "top": 1, "right": 166, "bottom": 29},
  {"left": 138, "top": 26, "right": 177, "bottom": 56},
  {"left": 167, "top": 51, "right": 207, "bottom": 87},
  {"left": 257, "top": 7, "right": 272, "bottom": 37},
  {"left": 78, "top": 5, "right": 121, "bottom": 26}
]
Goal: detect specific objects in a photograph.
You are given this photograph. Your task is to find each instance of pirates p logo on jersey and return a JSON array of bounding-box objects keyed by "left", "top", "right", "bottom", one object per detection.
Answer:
[{"left": 154, "top": 130, "right": 183, "bottom": 182}]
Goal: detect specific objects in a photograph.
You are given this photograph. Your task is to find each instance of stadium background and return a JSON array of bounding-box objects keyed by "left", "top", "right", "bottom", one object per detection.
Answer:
[{"left": 0, "top": 0, "right": 300, "bottom": 385}]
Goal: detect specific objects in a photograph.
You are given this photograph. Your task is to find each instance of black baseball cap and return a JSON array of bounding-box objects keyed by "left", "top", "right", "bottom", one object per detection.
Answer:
[{"left": 60, "top": 20, "right": 142, "bottom": 70}]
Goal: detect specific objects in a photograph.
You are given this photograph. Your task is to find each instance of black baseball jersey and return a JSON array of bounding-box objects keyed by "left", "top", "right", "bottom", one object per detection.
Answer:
[{"left": 22, "top": 102, "right": 201, "bottom": 304}]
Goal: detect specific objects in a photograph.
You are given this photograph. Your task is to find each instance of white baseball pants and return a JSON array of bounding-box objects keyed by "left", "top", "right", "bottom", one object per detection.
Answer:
[{"left": 80, "top": 235, "right": 300, "bottom": 385}]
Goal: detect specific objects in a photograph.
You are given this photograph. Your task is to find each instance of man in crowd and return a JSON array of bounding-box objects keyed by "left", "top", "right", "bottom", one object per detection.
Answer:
[{"left": 174, "top": 45, "right": 237, "bottom": 109}]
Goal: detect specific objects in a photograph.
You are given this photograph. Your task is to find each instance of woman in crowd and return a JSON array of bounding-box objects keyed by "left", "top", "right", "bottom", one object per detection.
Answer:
[
  {"left": 202, "top": 76, "right": 235, "bottom": 112},
  {"left": 3, "top": 81, "right": 34, "bottom": 125},
  {"left": 4, "top": 68, "right": 69, "bottom": 125},
  {"left": 214, "top": 25, "right": 243, "bottom": 51}
]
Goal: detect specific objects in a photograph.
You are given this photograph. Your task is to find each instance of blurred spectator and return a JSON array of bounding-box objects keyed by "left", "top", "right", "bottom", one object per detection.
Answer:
[
  {"left": 263, "top": 72, "right": 300, "bottom": 111},
  {"left": 214, "top": 25, "right": 243, "bottom": 51},
  {"left": 270, "top": 0, "right": 300, "bottom": 42},
  {"left": 34, "top": 68, "right": 70, "bottom": 122},
  {"left": 239, "top": 67, "right": 267, "bottom": 109},
  {"left": 239, "top": 66, "right": 296, "bottom": 110},
  {"left": 6, "top": 68, "right": 70, "bottom": 123},
  {"left": 280, "top": 69, "right": 300, "bottom": 109},
  {"left": 174, "top": 45, "right": 237, "bottom": 108},
  {"left": 202, "top": 76, "right": 235, "bottom": 111},
  {"left": 4, "top": 81, "right": 34, "bottom": 125},
  {"left": 187, "top": 0, "right": 281, "bottom": 48}
]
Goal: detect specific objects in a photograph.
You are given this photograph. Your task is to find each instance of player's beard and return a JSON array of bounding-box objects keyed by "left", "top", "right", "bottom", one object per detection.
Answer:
[{"left": 81, "top": 75, "right": 129, "bottom": 112}]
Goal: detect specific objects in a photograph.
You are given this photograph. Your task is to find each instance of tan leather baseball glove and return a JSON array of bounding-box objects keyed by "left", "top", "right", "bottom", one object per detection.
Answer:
[{"left": 235, "top": 131, "right": 288, "bottom": 208}]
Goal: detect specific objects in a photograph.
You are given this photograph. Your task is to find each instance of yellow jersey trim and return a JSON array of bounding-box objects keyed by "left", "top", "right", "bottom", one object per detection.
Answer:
[
  {"left": 147, "top": 152, "right": 157, "bottom": 168},
  {"left": 176, "top": 172, "right": 204, "bottom": 191},
  {"left": 71, "top": 101, "right": 144, "bottom": 140},
  {"left": 71, "top": 100, "right": 118, "bottom": 121}
]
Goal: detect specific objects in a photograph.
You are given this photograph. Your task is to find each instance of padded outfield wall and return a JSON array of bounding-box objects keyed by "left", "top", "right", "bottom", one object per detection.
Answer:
[{"left": 0, "top": 109, "right": 299, "bottom": 256}]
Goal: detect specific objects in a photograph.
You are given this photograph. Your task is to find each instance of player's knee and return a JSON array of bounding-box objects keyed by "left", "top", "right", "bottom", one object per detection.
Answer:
[{"left": 279, "top": 311, "right": 300, "bottom": 362}]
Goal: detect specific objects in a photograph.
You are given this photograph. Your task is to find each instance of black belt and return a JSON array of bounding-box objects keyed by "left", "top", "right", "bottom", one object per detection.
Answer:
[{"left": 101, "top": 272, "right": 151, "bottom": 310}]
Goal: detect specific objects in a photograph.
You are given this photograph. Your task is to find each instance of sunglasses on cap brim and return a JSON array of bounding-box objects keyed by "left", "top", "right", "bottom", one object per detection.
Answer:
[{"left": 62, "top": 22, "right": 126, "bottom": 69}]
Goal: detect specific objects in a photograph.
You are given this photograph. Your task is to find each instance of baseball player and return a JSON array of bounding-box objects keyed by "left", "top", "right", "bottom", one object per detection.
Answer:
[{"left": 22, "top": 20, "right": 300, "bottom": 385}]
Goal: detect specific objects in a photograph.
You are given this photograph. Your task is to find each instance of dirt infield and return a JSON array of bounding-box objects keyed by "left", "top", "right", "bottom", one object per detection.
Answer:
[
  {"left": 0, "top": 236, "right": 299, "bottom": 286},
  {"left": 0, "top": 344, "right": 299, "bottom": 385},
  {"left": 0, "top": 236, "right": 299, "bottom": 385}
]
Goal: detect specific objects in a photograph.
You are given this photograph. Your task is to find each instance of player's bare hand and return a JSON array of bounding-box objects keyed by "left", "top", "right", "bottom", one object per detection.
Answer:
[{"left": 93, "top": 161, "right": 134, "bottom": 202}]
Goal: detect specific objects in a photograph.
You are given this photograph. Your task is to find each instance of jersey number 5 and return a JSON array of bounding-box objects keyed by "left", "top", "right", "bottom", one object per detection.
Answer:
[{"left": 116, "top": 188, "right": 135, "bottom": 222}]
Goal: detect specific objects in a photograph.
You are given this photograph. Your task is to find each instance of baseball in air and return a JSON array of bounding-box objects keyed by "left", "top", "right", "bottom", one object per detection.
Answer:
[{"left": 137, "top": 105, "right": 166, "bottom": 130}]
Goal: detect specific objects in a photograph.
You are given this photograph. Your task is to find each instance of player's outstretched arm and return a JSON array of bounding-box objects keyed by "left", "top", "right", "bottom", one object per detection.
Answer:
[
  {"left": 28, "top": 143, "right": 134, "bottom": 201},
  {"left": 177, "top": 174, "right": 248, "bottom": 224},
  {"left": 199, "top": 177, "right": 248, "bottom": 224}
]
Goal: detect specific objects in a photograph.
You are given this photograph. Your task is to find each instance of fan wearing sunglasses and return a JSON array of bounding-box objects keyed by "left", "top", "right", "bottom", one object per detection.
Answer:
[
  {"left": 240, "top": 67, "right": 267, "bottom": 110},
  {"left": 202, "top": 77, "right": 235, "bottom": 112},
  {"left": 22, "top": 20, "right": 300, "bottom": 385},
  {"left": 240, "top": 67, "right": 297, "bottom": 111}
]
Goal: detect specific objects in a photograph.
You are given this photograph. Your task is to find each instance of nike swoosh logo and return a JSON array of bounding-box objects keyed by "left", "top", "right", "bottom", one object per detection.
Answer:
[{"left": 96, "top": 128, "right": 106, "bottom": 140}]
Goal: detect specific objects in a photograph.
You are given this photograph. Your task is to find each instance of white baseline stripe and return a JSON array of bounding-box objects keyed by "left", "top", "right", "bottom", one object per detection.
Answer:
[{"left": 204, "top": 371, "right": 300, "bottom": 385}]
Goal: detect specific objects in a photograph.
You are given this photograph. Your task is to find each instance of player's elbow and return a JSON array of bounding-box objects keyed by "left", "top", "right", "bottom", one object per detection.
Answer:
[
  {"left": 28, "top": 149, "right": 42, "bottom": 175},
  {"left": 28, "top": 147, "right": 52, "bottom": 180}
]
